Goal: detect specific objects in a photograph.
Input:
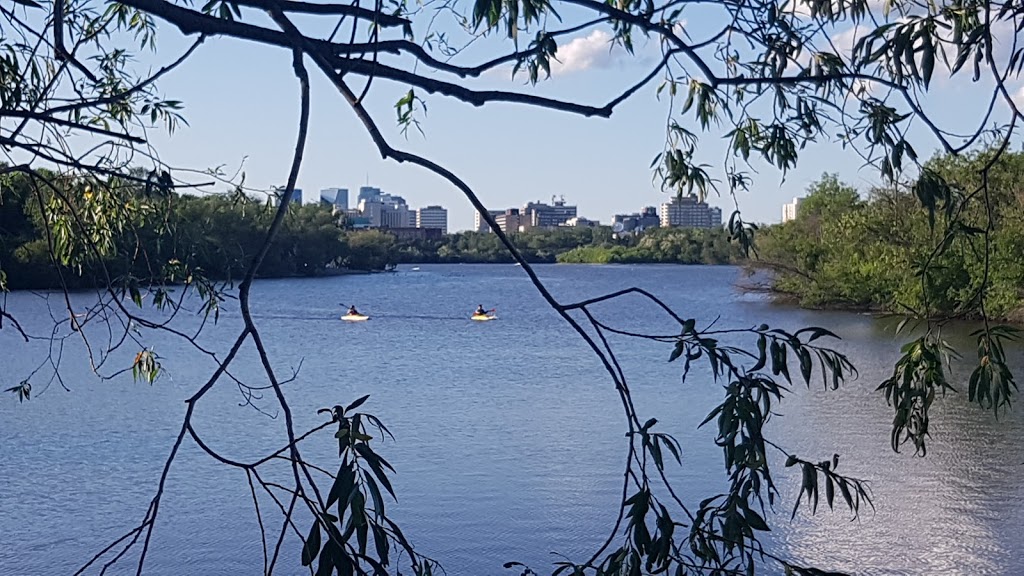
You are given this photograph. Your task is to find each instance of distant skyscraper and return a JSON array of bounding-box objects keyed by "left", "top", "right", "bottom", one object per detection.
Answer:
[
  {"left": 320, "top": 187, "right": 349, "bottom": 210},
  {"left": 659, "top": 195, "right": 722, "bottom": 228},
  {"left": 358, "top": 198, "right": 383, "bottom": 227},
  {"left": 416, "top": 205, "right": 448, "bottom": 234},
  {"left": 475, "top": 209, "right": 504, "bottom": 232},
  {"left": 358, "top": 186, "right": 382, "bottom": 203},
  {"left": 522, "top": 197, "right": 576, "bottom": 228},
  {"left": 494, "top": 209, "right": 521, "bottom": 234},
  {"left": 358, "top": 191, "right": 410, "bottom": 228},
  {"left": 612, "top": 206, "right": 660, "bottom": 235},
  {"left": 782, "top": 197, "right": 803, "bottom": 223},
  {"left": 273, "top": 187, "right": 302, "bottom": 206}
]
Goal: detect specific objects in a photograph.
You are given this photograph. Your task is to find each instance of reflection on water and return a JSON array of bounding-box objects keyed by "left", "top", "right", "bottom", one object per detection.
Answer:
[{"left": 1, "top": 264, "right": 1022, "bottom": 575}]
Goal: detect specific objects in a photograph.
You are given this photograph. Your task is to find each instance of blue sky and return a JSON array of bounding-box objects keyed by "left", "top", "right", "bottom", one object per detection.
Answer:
[{"left": 139, "top": 5, "right": 1024, "bottom": 231}]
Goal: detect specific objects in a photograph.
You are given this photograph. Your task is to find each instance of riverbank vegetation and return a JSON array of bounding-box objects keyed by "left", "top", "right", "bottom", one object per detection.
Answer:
[
  {"left": 556, "top": 227, "right": 739, "bottom": 264},
  {"left": 0, "top": 169, "right": 396, "bottom": 289},
  {"left": 1, "top": 169, "right": 739, "bottom": 290},
  {"left": 755, "top": 149, "right": 1024, "bottom": 321},
  {"left": 393, "top": 226, "right": 741, "bottom": 264}
]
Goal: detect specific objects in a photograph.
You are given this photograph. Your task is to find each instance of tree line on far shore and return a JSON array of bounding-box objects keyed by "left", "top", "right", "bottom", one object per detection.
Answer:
[
  {"left": 0, "top": 167, "right": 742, "bottom": 290},
  {"left": 394, "top": 226, "right": 740, "bottom": 265},
  {"left": 14, "top": 148, "right": 1024, "bottom": 325}
]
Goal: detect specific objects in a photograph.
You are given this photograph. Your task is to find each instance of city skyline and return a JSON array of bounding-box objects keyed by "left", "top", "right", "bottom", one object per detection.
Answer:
[
  {"left": 290, "top": 182, "right": 736, "bottom": 231},
  {"left": 133, "top": 7, "right": 1019, "bottom": 233},
  {"left": 141, "top": 19, "right": 968, "bottom": 234}
]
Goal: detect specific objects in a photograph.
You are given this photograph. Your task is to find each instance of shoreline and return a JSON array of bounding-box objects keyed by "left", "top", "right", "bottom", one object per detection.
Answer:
[{"left": 738, "top": 278, "right": 1024, "bottom": 326}]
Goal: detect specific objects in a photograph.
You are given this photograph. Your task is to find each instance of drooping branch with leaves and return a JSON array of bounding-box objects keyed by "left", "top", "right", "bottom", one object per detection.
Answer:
[{"left": 3, "top": 0, "right": 1023, "bottom": 574}]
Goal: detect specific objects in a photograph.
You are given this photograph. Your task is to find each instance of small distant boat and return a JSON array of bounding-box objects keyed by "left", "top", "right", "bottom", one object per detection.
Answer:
[
  {"left": 471, "top": 314, "right": 497, "bottom": 322},
  {"left": 411, "top": 267, "right": 420, "bottom": 271},
  {"left": 341, "top": 314, "right": 369, "bottom": 322}
]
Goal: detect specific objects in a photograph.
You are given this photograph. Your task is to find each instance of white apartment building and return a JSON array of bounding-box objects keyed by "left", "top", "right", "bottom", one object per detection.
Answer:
[{"left": 782, "top": 197, "right": 803, "bottom": 223}]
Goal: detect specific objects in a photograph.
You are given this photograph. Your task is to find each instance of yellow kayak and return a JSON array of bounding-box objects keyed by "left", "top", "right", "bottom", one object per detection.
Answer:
[
  {"left": 471, "top": 314, "right": 497, "bottom": 322},
  {"left": 341, "top": 314, "right": 369, "bottom": 322}
]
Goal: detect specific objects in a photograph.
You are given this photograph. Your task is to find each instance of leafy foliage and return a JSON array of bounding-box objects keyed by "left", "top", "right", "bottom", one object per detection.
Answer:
[
  {"left": 0, "top": 168, "right": 400, "bottom": 290},
  {"left": 757, "top": 154, "right": 1024, "bottom": 321},
  {"left": 302, "top": 397, "right": 439, "bottom": 575},
  {"left": 5, "top": 0, "right": 1024, "bottom": 572}
]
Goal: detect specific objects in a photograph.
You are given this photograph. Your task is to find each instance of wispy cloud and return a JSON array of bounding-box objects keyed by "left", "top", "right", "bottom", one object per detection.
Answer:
[{"left": 829, "top": 24, "right": 869, "bottom": 56}]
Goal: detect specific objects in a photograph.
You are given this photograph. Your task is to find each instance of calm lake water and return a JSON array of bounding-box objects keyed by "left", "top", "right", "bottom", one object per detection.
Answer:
[{"left": 2, "top": 264, "right": 1023, "bottom": 575}]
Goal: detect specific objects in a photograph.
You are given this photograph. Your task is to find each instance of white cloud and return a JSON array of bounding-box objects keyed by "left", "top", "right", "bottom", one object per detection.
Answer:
[
  {"left": 550, "top": 30, "right": 624, "bottom": 75},
  {"left": 828, "top": 24, "right": 877, "bottom": 93},
  {"left": 1011, "top": 85, "right": 1024, "bottom": 110},
  {"left": 829, "top": 24, "right": 869, "bottom": 56},
  {"left": 482, "top": 27, "right": 659, "bottom": 81}
]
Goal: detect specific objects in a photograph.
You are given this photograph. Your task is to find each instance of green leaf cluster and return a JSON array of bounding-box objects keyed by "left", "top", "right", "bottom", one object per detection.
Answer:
[
  {"left": 308, "top": 397, "right": 439, "bottom": 575},
  {"left": 757, "top": 151, "right": 1024, "bottom": 321}
]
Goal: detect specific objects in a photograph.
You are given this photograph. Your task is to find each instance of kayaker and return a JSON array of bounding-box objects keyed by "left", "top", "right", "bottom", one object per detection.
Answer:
[
  {"left": 474, "top": 305, "right": 488, "bottom": 317},
  {"left": 347, "top": 306, "right": 360, "bottom": 316}
]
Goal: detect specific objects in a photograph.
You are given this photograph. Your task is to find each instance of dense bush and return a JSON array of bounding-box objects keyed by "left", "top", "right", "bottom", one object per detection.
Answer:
[{"left": 756, "top": 150, "right": 1024, "bottom": 320}]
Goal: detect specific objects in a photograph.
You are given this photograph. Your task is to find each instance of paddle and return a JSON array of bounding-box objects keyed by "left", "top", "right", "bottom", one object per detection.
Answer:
[
  {"left": 339, "top": 303, "right": 364, "bottom": 316},
  {"left": 473, "top": 307, "right": 496, "bottom": 319}
]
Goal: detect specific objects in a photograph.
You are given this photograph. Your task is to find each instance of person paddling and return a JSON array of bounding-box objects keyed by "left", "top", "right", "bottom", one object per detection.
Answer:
[
  {"left": 473, "top": 305, "right": 491, "bottom": 317},
  {"left": 347, "top": 305, "right": 360, "bottom": 316}
]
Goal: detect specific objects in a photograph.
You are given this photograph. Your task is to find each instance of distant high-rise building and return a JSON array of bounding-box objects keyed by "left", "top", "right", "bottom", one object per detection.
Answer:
[
  {"left": 416, "top": 205, "right": 448, "bottom": 234},
  {"left": 475, "top": 209, "right": 504, "bottom": 232},
  {"left": 380, "top": 195, "right": 410, "bottom": 228},
  {"left": 358, "top": 186, "right": 382, "bottom": 203},
  {"left": 381, "top": 206, "right": 411, "bottom": 228},
  {"left": 272, "top": 187, "right": 302, "bottom": 206},
  {"left": 320, "top": 188, "right": 348, "bottom": 210},
  {"left": 709, "top": 206, "right": 723, "bottom": 226},
  {"left": 494, "top": 209, "right": 521, "bottom": 234},
  {"left": 355, "top": 188, "right": 410, "bottom": 228},
  {"left": 612, "top": 206, "right": 660, "bottom": 235},
  {"left": 358, "top": 198, "right": 383, "bottom": 227},
  {"left": 564, "top": 216, "right": 599, "bottom": 227},
  {"left": 659, "top": 195, "right": 722, "bottom": 228},
  {"left": 522, "top": 196, "right": 577, "bottom": 228},
  {"left": 782, "top": 197, "right": 803, "bottom": 223}
]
